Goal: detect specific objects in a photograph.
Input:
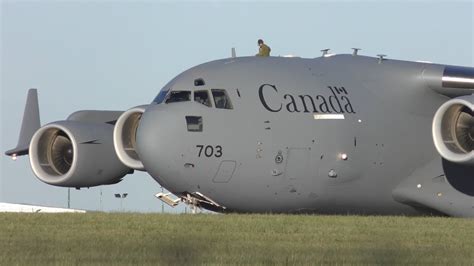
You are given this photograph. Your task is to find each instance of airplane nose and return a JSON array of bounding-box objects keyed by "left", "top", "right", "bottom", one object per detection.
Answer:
[{"left": 134, "top": 104, "right": 188, "bottom": 191}]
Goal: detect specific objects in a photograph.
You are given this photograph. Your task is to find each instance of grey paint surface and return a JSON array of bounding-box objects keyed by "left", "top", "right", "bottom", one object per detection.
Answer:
[
  {"left": 5, "top": 89, "right": 40, "bottom": 156},
  {"left": 6, "top": 54, "right": 474, "bottom": 217},
  {"left": 134, "top": 54, "right": 473, "bottom": 217}
]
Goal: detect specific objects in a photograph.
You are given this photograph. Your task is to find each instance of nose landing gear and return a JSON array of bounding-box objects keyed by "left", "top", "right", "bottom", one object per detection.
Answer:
[{"left": 155, "top": 191, "right": 226, "bottom": 213}]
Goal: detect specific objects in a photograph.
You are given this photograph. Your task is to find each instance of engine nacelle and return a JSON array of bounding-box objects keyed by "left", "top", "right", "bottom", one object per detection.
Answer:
[
  {"left": 29, "top": 121, "right": 130, "bottom": 187},
  {"left": 432, "top": 95, "right": 474, "bottom": 165},
  {"left": 113, "top": 105, "right": 147, "bottom": 170}
]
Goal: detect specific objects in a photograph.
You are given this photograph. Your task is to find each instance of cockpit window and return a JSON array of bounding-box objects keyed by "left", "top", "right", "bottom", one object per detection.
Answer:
[
  {"left": 211, "top": 89, "right": 233, "bottom": 109},
  {"left": 153, "top": 88, "right": 170, "bottom": 104},
  {"left": 165, "top": 91, "right": 191, "bottom": 103},
  {"left": 194, "top": 90, "right": 211, "bottom": 107}
]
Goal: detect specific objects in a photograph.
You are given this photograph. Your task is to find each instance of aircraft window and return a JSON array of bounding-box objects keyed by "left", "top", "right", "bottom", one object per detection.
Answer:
[
  {"left": 165, "top": 91, "right": 191, "bottom": 103},
  {"left": 211, "top": 89, "right": 233, "bottom": 109},
  {"left": 194, "top": 90, "right": 212, "bottom": 107},
  {"left": 194, "top": 78, "right": 205, "bottom": 86},
  {"left": 185, "top": 116, "right": 203, "bottom": 132},
  {"left": 153, "top": 88, "right": 170, "bottom": 104}
]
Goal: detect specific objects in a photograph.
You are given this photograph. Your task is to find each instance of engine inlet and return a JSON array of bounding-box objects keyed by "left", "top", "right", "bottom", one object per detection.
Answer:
[
  {"left": 30, "top": 124, "right": 78, "bottom": 184},
  {"left": 113, "top": 105, "right": 148, "bottom": 170},
  {"left": 433, "top": 95, "right": 474, "bottom": 165}
]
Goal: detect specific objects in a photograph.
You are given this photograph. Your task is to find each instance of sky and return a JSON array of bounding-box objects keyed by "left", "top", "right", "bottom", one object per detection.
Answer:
[{"left": 1, "top": 0, "right": 473, "bottom": 213}]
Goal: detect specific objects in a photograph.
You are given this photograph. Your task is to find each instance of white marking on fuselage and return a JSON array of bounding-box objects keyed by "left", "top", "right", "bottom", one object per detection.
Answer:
[{"left": 314, "top": 114, "right": 345, "bottom": 120}]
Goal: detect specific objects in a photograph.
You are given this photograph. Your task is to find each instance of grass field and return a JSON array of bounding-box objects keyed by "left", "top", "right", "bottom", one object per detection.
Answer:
[{"left": 1, "top": 213, "right": 473, "bottom": 265}]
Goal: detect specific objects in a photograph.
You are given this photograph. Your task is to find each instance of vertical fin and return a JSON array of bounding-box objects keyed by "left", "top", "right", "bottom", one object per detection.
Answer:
[{"left": 5, "top": 88, "right": 41, "bottom": 156}]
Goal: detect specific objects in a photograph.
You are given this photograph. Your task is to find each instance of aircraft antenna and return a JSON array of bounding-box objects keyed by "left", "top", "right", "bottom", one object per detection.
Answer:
[
  {"left": 321, "top": 49, "right": 330, "bottom": 56},
  {"left": 231, "top": 47, "right": 236, "bottom": 58},
  {"left": 351, "top": 48, "right": 361, "bottom": 56},
  {"left": 377, "top": 54, "right": 387, "bottom": 64}
]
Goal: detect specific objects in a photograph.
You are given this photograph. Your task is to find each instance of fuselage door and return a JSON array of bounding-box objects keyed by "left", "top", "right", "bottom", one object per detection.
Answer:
[{"left": 212, "top": 160, "right": 237, "bottom": 183}]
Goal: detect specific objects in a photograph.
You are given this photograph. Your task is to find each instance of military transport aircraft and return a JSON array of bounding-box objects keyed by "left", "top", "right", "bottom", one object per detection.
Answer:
[{"left": 5, "top": 50, "right": 474, "bottom": 217}]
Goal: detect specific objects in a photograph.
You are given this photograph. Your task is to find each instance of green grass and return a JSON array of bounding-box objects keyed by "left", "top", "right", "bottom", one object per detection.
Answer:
[{"left": 0, "top": 213, "right": 473, "bottom": 265}]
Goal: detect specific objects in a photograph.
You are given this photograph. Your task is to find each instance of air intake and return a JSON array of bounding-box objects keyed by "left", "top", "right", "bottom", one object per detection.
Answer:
[
  {"left": 113, "top": 105, "right": 148, "bottom": 170},
  {"left": 432, "top": 95, "right": 474, "bottom": 165}
]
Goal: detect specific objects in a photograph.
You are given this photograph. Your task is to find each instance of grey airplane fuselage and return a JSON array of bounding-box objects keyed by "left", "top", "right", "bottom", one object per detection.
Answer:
[{"left": 136, "top": 55, "right": 453, "bottom": 214}]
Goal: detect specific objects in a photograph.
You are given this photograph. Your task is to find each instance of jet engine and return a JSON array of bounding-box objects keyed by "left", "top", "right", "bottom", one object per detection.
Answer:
[
  {"left": 432, "top": 95, "right": 474, "bottom": 165},
  {"left": 29, "top": 121, "right": 130, "bottom": 187},
  {"left": 113, "top": 105, "right": 147, "bottom": 170}
]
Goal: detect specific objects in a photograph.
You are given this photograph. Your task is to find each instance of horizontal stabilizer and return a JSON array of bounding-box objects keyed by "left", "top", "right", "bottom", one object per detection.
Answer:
[{"left": 5, "top": 89, "right": 41, "bottom": 157}]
